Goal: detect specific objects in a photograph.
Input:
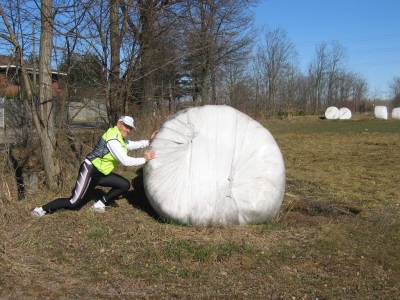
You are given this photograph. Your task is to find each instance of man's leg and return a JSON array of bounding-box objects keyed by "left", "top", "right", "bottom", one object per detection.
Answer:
[
  {"left": 40, "top": 160, "right": 96, "bottom": 212},
  {"left": 98, "top": 173, "right": 131, "bottom": 203},
  {"left": 90, "top": 173, "right": 130, "bottom": 212}
]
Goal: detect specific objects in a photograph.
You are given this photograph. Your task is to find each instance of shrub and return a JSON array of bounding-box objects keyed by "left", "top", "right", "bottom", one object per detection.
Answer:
[{"left": 298, "top": 110, "right": 307, "bottom": 116}]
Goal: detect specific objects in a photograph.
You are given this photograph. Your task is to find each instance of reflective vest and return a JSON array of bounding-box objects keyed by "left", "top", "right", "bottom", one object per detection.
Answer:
[{"left": 86, "top": 126, "right": 127, "bottom": 175}]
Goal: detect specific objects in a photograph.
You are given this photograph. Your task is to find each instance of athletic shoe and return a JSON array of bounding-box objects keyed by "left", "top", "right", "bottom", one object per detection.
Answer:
[
  {"left": 31, "top": 207, "right": 46, "bottom": 217},
  {"left": 90, "top": 201, "right": 106, "bottom": 213}
]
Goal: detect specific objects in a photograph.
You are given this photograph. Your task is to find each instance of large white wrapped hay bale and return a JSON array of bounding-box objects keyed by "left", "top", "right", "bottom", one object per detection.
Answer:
[
  {"left": 339, "top": 107, "right": 352, "bottom": 120},
  {"left": 143, "top": 105, "right": 286, "bottom": 226},
  {"left": 374, "top": 106, "right": 388, "bottom": 120},
  {"left": 325, "top": 106, "right": 340, "bottom": 119},
  {"left": 392, "top": 108, "right": 400, "bottom": 119}
]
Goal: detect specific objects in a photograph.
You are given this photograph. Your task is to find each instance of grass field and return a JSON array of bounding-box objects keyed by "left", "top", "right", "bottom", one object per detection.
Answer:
[{"left": 1, "top": 114, "right": 400, "bottom": 299}]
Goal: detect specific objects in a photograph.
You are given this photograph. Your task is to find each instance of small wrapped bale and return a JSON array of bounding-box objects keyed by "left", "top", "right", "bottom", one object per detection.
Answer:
[
  {"left": 392, "top": 108, "right": 400, "bottom": 119},
  {"left": 325, "top": 106, "right": 340, "bottom": 119},
  {"left": 143, "top": 105, "right": 286, "bottom": 226},
  {"left": 374, "top": 106, "right": 388, "bottom": 120},
  {"left": 339, "top": 107, "right": 352, "bottom": 120}
]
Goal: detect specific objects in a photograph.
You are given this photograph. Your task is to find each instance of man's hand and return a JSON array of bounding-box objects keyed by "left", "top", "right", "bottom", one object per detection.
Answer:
[
  {"left": 150, "top": 130, "right": 159, "bottom": 143},
  {"left": 144, "top": 150, "right": 156, "bottom": 162}
]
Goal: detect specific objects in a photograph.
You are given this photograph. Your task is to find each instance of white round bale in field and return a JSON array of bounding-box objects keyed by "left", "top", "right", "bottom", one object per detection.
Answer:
[
  {"left": 392, "top": 107, "right": 400, "bottom": 119},
  {"left": 325, "top": 106, "right": 340, "bottom": 119},
  {"left": 143, "top": 105, "right": 286, "bottom": 226},
  {"left": 339, "top": 107, "right": 352, "bottom": 120},
  {"left": 374, "top": 106, "right": 388, "bottom": 120}
]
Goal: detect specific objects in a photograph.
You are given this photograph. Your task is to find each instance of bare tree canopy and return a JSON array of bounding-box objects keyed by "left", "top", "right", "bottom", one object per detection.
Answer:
[
  {"left": 255, "top": 26, "right": 298, "bottom": 112},
  {"left": 389, "top": 76, "right": 400, "bottom": 108},
  {"left": 1, "top": 0, "right": 62, "bottom": 189},
  {"left": 0, "top": 0, "right": 380, "bottom": 189}
]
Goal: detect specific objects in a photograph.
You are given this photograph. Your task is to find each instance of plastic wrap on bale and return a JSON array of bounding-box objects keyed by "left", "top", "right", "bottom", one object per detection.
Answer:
[
  {"left": 325, "top": 106, "right": 340, "bottom": 119},
  {"left": 339, "top": 107, "right": 352, "bottom": 120},
  {"left": 392, "top": 108, "right": 400, "bottom": 119},
  {"left": 143, "top": 105, "right": 286, "bottom": 226},
  {"left": 374, "top": 106, "right": 388, "bottom": 120}
]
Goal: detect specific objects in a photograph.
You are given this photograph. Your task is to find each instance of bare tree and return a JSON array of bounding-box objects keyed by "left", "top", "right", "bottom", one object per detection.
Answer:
[
  {"left": 326, "top": 41, "right": 347, "bottom": 106},
  {"left": 389, "top": 76, "right": 400, "bottom": 108},
  {"left": 67, "top": 0, "right": 184, "bottom": 120},
  {"left": 278, "top": 65, "right": 301, "bottom": 111},
  {"left": 182, "top": 0, "right": 257, "bottom": 105},
  {"left": 255, "top": 26, "right": 297, "bottom": 112},
  {"left": 308, "top": 43, "right": 329, "bottom": 113},
  {"left": 350, "top": 73, "right": 368, "bottom": 112},
  {"left": 133, "top": 1, "right": 184, "bottom": 115},
  {"left": 307, "top": 41, "right": 351, "bottom": 112},
  {"left": 0, "top": 1, "right": 62, "bottom": 189},
  {"left": 219, "top": 60, "right": 249, "bottom": 110}
]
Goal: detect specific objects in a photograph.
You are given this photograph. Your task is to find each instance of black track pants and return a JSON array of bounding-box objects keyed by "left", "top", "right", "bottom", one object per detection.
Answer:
[{"left": 42, "top": 160, "right": 130, "bottom": 212}]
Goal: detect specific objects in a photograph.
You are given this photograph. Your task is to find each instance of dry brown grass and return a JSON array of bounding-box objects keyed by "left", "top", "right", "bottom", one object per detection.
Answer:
[{"left": 1, "top": 114, "right": 400, "bottom": 299}]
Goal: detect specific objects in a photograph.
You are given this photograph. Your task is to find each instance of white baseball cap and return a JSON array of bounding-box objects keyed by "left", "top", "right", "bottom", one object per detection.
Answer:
[{"left": 118, "top": 116, "right": 135, "bottom": 129}]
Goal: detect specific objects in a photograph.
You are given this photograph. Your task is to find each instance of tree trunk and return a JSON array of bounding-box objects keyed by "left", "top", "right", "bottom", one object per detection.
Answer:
[
  {"left": 201, "top": 66, "right": 209, "bottom": 104},
  {"left": 108, "top": 0, "right": 122, "bottom": 124},
  {"left": 37, "top": 0, "right": 61, "bottom": 189},
  {"left": 139, "top": 2, "right": 157, "bottom": 115}
]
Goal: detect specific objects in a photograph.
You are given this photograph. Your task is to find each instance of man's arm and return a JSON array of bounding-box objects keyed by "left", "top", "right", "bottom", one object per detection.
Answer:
[
  {"left": 108, "top": 140, "right": 146, "bottom": 166},
  {"left": 125, "top": 139, "right": 149, "bottom": 151},
  {"left": 125, "top": 130, "right": 159, "bottom": 151}
]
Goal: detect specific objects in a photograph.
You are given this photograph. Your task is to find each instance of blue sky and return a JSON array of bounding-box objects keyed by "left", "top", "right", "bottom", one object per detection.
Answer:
[{"left": 252, "top": 0, "right": 400, "bottom": 98}]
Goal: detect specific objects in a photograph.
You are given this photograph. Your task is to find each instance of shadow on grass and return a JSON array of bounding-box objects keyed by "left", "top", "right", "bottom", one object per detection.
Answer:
[
  {"left": 46, "top": 168, "right": 164, "bottom": 221},
  {"left": 124, "top": 168, "right": 164, "bottom": 223}
]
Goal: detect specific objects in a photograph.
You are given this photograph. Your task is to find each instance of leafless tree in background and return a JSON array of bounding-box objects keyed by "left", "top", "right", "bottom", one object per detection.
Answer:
[
  {"left": 219, "top": 60, "right": 251, "bottom": 112},
  {"left": 308, "top": 42, "right": 329, "bottom": 113},
  {"left": 0, "top": 0, "right": 377, "bottom": 192},
  {"left": 326, "top": 41, "right": 347, "bottom": 106},
  {"left": 254, "top": 27, "right": 298, "bottom": 112},
  {"left": 307, "top": 41, "right": 368, "bottom": 113},
  {"left": 181, "top": 0, "right": 257, "bottom": 105},
  {"left": 0, "top": 0, "right": 379, "bottom": 122},
  {"left": 0, "top": 1, "right": 62, "bottom": 189},
  {"left": 53, "top": 0, "right": 184, "bottom": 122},
  {"left": 389, "top": 76, "right": 400, "bottom": 108}
]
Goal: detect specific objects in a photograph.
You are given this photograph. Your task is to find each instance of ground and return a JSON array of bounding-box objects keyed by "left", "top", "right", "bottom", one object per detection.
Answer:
[{"left": 1, "top": 114, "right": 399, "bottom": 299}]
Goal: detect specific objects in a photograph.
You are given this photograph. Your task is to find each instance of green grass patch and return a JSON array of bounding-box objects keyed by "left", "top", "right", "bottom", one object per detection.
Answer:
[{"left": 264, "top": 116, "right": 400, "bottom": 134}]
